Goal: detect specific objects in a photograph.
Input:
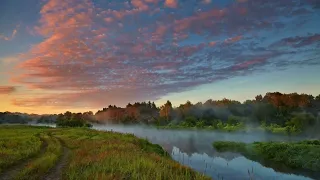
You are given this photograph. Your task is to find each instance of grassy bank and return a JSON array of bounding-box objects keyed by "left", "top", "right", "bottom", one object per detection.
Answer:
[
  {"left": 213, "top": 140, "right": 320, "bottom": 172},
  {"left": 0, "top": 125, "right": 210, "bottom": 180}
]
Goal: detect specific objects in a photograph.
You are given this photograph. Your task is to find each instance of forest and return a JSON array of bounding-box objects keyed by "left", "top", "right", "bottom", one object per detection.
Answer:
[
  {"left": 1, "top": 92, "right": 320, "bottom": 135},
  {"left": 93, "top": 92, "right": 320, "bottom": 135}
]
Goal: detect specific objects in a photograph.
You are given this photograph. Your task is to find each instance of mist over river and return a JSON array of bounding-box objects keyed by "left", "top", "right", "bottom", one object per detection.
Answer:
[{"left": 92, "top": 124, "right": 319, "bottom": 180}]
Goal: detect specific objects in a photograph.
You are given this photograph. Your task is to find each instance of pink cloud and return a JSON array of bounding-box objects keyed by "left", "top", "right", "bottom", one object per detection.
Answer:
[
  {"left": 232, "top": 58, "right": 267, "bottom": 70},
  {"left": 104, "top": 17, "right": 113, "bottom": 23},
  {"left": 0, "top": 86, "right": 16, "bottom": 94},
  {"left": 224, "top": 36, "right": 243, "bottom": 44},
  {"left": 165, "top": 0, "right": 178, "bottom": 8},
  {"left": 131, "top": 0, "right": 149, "bottom": 10},
  {"left": 208, "top": 41, "right": 217, "bottom": 47},
  {"left": 202, "top": 0, "right": 211, "bottom": 4}
]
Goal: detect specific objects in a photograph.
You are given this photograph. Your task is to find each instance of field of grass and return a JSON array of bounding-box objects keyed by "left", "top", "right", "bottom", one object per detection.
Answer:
[
  {"left": 14, "top": 133, "right": 62, "bottom": 180},
  {"left": 0, "top": 126, "right": 47, "bottom": 174},
  {"left": 213, "top": 140, "right": 320, "bottom": 172},
  {"left": 0, "top": 125, "right": 210, "bottom": 180}
]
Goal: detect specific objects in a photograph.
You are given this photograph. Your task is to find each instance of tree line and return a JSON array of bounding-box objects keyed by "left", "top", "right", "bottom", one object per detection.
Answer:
[
  {"left": 1, "top": 92, "right": 320, "bottom": 134},
  {"left": 94, "top": 92, "right": 320, "bottom": 135}
]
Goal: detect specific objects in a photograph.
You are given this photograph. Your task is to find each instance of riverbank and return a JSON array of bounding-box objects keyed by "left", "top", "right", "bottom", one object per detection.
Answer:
[
  {"left": 0, "top": 125, "right": 210, "bottom": 180},
  {"left": 212, "top": 140, "right": 320, "bottom": 172}
]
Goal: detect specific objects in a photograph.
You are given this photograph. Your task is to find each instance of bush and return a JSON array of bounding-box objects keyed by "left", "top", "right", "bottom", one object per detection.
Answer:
[{"left": 56, "top": 112, "right": 92, "bottom": 128}]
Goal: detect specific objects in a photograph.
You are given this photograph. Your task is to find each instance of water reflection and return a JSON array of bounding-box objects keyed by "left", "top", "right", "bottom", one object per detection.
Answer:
[
  {"left": 171, "top": 147, "right": 313, "bottom": 180},
  {"left": 92, "top": 124, "right": 317, "bottom": 180}
]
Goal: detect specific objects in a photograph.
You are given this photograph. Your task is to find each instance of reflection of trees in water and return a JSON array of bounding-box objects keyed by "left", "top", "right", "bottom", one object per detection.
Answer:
[
  {"left": 157, "top": 134, "right": 242, "bottom": 161},
  {"left": 239, "top": 155, "right": 320, "bottom": 180},
  {"left": 161, "top": 139, "right": 319, "bottom": 180},
  {"left": 172, "top": 143, "right": 241, "bottom": 161},
  {"left": 161, "top": 143, "right": 173, "bottom": 153},
  {"left": 212, "top": 152, "right": 241, "bottom": 161},
  {"left": 171, "top": 144, "right": 319, "bottom": 180},
  {"left": 185, "top": 134, "right": 198, "bottom": 156}
]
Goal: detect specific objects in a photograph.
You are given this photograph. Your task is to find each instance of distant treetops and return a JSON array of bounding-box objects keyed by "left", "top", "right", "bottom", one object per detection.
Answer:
[{"left": 56, "top": 111, "right": 93, "bottom": 128}]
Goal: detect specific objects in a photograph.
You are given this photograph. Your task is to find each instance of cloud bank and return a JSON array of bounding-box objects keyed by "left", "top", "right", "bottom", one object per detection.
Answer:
[{"left": 10, "top": 0, "right": 320, "bottom": 109}]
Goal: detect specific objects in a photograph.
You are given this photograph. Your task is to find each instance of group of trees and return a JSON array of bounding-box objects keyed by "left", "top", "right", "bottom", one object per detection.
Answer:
[
  {"left": 92, "top": 92, "right": 320, "bottom": 135},
  {"left": 37, "top": 115, "right": 58, "bottom": 124},
  {"left": 95, "top": 101, "right": 159, "bottom": 124},
  {"left": 56, "top": 111, "right": 93, "bottom": 127},
  {"left": 0, "top": 112, "right": 32, "bottom": 124},
  {"left": 153, "top": 92, "right": 320, "bottom": 135}
]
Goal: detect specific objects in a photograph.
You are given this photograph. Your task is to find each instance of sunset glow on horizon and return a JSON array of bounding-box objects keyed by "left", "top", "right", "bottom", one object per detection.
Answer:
[{"left": 0, "top": 0, "right": 320, "bottom": 114}]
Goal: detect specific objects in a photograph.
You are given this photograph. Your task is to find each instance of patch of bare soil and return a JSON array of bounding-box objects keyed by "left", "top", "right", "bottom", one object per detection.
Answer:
[{"left": 43, "top": 138, "right": 70, "bottom": 180}]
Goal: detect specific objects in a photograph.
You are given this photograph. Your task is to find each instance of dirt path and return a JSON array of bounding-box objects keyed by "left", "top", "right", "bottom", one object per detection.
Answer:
[
  {"left": 43, "top": 138, "right": 71, "bottom": 180},
  {"left": 0, "top": 135, "right": 48, "bottom": 180}
]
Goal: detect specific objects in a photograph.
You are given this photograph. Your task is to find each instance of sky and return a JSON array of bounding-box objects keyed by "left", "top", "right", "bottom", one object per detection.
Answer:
[{"left": 0, "top": 0, "right": 320, "bottom": 114}]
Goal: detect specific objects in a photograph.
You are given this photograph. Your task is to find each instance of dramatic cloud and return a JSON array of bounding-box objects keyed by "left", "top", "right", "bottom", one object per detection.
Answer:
[
  {"left": 165, "top": 0, "right": 178, "bottom": 8},
  {"left": 10, "top": 0, "right": 320, "bottom": 108}
]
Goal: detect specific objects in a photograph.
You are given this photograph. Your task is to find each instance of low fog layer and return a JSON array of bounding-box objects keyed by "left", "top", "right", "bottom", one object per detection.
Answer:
[
  {"left": 3, "top": 92, "right": 320, "bottom": 138},
  {"left": 92, "top": 124, "right": 306, "bottom": 156}
]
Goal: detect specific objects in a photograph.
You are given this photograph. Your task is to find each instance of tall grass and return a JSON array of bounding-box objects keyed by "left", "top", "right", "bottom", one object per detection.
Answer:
[
  {"left": 14, "top": 132, "right": 62, "bottom": 180},
  {"left": 1, "top": 126, "right": 210, "bottom": 179},
  {"left": 0, "top": 126, "right": 44, "bottom": 173},
  {"left": 53, "top": 128, "right": 210, "bottom": 180}
]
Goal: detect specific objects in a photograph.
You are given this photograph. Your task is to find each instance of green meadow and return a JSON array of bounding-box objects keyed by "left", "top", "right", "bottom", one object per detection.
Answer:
[{"left": 0, "top": 125, "right": 210, "bottom": 180}]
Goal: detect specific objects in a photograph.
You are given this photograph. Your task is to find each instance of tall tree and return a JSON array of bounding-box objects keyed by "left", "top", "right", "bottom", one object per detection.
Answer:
[{"left": 160, "top": 100, "right": 173, "bottom": 121}]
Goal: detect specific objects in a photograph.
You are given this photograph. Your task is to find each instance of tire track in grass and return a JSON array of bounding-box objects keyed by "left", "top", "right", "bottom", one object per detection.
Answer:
[
  {"left": 43, "top": 137, "right": 71, "bottom": 180},
  {"left": 0, "top": 135, "right": 48, "bottom": 180}
]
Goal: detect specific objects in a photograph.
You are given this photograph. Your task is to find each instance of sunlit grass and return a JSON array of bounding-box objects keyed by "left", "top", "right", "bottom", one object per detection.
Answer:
[
  {"left": 52, "top": 128, "right": 210, "bottom": 180},
  {"left": 0, "top": 126, "right": 210, "bottom": 180},
  {"left": 0, "top": 126, "right": 45, "bottom": 173},
  {"left": 14, "top": 132, "right": 62, "bottom": 180}
]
